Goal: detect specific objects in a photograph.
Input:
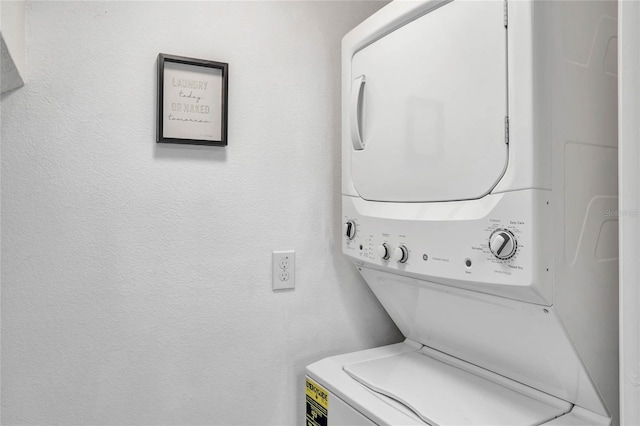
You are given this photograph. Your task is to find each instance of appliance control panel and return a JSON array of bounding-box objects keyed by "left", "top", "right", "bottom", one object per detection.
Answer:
[{"left": 342, "top": 190, "right": 552, "bottom": 305}]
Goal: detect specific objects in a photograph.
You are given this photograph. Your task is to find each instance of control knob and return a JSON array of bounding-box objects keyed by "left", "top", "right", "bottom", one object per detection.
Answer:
[
  {"left": 377, "top": 243, "right": 390, "bottom": 260},
  {"left": 344, "top": 220, "right": 356, "bottom": 240},
  {"left": 393, "top": 245, "right": 409, "bottom": 263},
  {"left": 489, "top": 229, "right": 517, "bottom": 260}
]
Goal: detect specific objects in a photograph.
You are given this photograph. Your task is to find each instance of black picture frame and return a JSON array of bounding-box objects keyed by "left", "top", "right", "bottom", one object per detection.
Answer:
[{"left": 157, "top": 53, "right": 229, "bottom": 146}]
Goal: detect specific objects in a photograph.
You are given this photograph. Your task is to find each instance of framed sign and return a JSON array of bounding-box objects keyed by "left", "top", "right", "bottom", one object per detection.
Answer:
[{"left": 157, "top": 53, "right": 228, "bottom": 146}]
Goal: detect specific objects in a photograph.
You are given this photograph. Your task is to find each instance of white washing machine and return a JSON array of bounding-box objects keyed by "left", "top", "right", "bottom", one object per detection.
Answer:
[{"left": 306, "top": 0, "right": 619, "bottom": 425}]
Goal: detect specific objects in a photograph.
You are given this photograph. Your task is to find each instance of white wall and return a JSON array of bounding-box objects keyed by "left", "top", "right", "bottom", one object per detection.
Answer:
[
  {"left": 619, "top": 1, "right": 640, "bottom": 424},
  {"left": 0, "top": 1, "right": 400, "bottom": 425}
]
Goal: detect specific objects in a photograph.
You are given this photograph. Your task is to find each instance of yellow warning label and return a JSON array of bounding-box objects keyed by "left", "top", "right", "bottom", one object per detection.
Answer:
[{"left": 306, "top": 378, "right": 328, "bottom": 426}]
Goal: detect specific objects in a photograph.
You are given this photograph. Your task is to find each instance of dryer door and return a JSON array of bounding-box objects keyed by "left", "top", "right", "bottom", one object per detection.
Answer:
[{"left": 350, "top": 0, "right": 508, "bottom": 203}]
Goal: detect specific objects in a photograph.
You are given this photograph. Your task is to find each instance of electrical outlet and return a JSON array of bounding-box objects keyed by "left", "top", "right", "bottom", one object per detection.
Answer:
[
  {"left": 279, "top": 257, "right": 289, "bottom": 269},
  {"left": 273, "top": 250, "right": 295, "bottom": 290}
]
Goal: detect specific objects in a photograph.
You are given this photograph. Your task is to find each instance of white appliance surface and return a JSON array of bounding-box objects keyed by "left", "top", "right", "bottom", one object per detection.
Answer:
[
  {"left": 356, "top": 266, "right": 608, "bottom": 418},
  {"left": 342, "top": 189, "right": 553, "bottom": 305},
  {"left": 306, "top": 342, "right": 595, "bottom": 426},
  {"left": 323, "top": 389, "right": 376, "bottom": 426},
  {"left": 307, "top": 343, "right": 427, "bottom": 426},
  {"left": 344, "top": 349, "right": 570, "bottom": 426},
  {"left": 327, "top": 0, "right": 619, "bottom": 424},
  {"left": 350, "top": 0, "right": 507, "bottom": 203}
]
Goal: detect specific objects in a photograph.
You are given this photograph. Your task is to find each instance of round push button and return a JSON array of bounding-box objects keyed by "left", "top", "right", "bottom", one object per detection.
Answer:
[
  {"left": 377, "top": 243, "right": 391, "bottom": 260},
  {"left": 393, "top": 245, "right": 409, "bottom": 263}
]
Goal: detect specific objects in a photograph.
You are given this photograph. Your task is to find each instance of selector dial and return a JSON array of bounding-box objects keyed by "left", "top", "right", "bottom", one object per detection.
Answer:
[
  {"left": 377, "top": 243, "right": 391, "bottom": 260},
  {"left": 489, "top": 229, "right": 517, "bottom": 260},
  {"left": 344, "top": 220, "right": 356, "bottom": 240},
  {"left": 393, "top": 245, "right": 409, "bottom": 263}
]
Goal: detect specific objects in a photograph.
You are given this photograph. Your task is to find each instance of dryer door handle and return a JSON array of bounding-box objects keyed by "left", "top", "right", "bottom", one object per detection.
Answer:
[{"left": 350, "top": 75, "right": 366, "bottom": 150}]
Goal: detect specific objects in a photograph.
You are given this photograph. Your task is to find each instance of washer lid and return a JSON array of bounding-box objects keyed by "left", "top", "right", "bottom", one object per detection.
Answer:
[
  {"left": 343, "top": 349, "right": 572, "bottom": 426},
  {"left": 349, "top": 0, "right": 507, "bottom": 202}
]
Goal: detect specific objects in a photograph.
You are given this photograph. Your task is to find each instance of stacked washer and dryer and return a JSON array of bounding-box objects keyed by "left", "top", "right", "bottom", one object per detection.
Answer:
[{"left": 305, "top": 0, "right": 619, "bottom": 425}]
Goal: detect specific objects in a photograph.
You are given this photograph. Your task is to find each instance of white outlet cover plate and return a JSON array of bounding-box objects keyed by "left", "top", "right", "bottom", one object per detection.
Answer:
[{"left": 273, "top": 250, "right": 295, "bottom": 290}]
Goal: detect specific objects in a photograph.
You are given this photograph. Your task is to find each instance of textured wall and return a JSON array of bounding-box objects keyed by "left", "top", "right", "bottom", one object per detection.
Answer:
[{"left": 0, "top": 1, "right": 399, "bottom": 425}]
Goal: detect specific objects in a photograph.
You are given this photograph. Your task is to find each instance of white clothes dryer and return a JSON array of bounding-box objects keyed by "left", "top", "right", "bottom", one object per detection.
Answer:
[{"left": 306, "top": 0, "right": 619, "bottom": 425}]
